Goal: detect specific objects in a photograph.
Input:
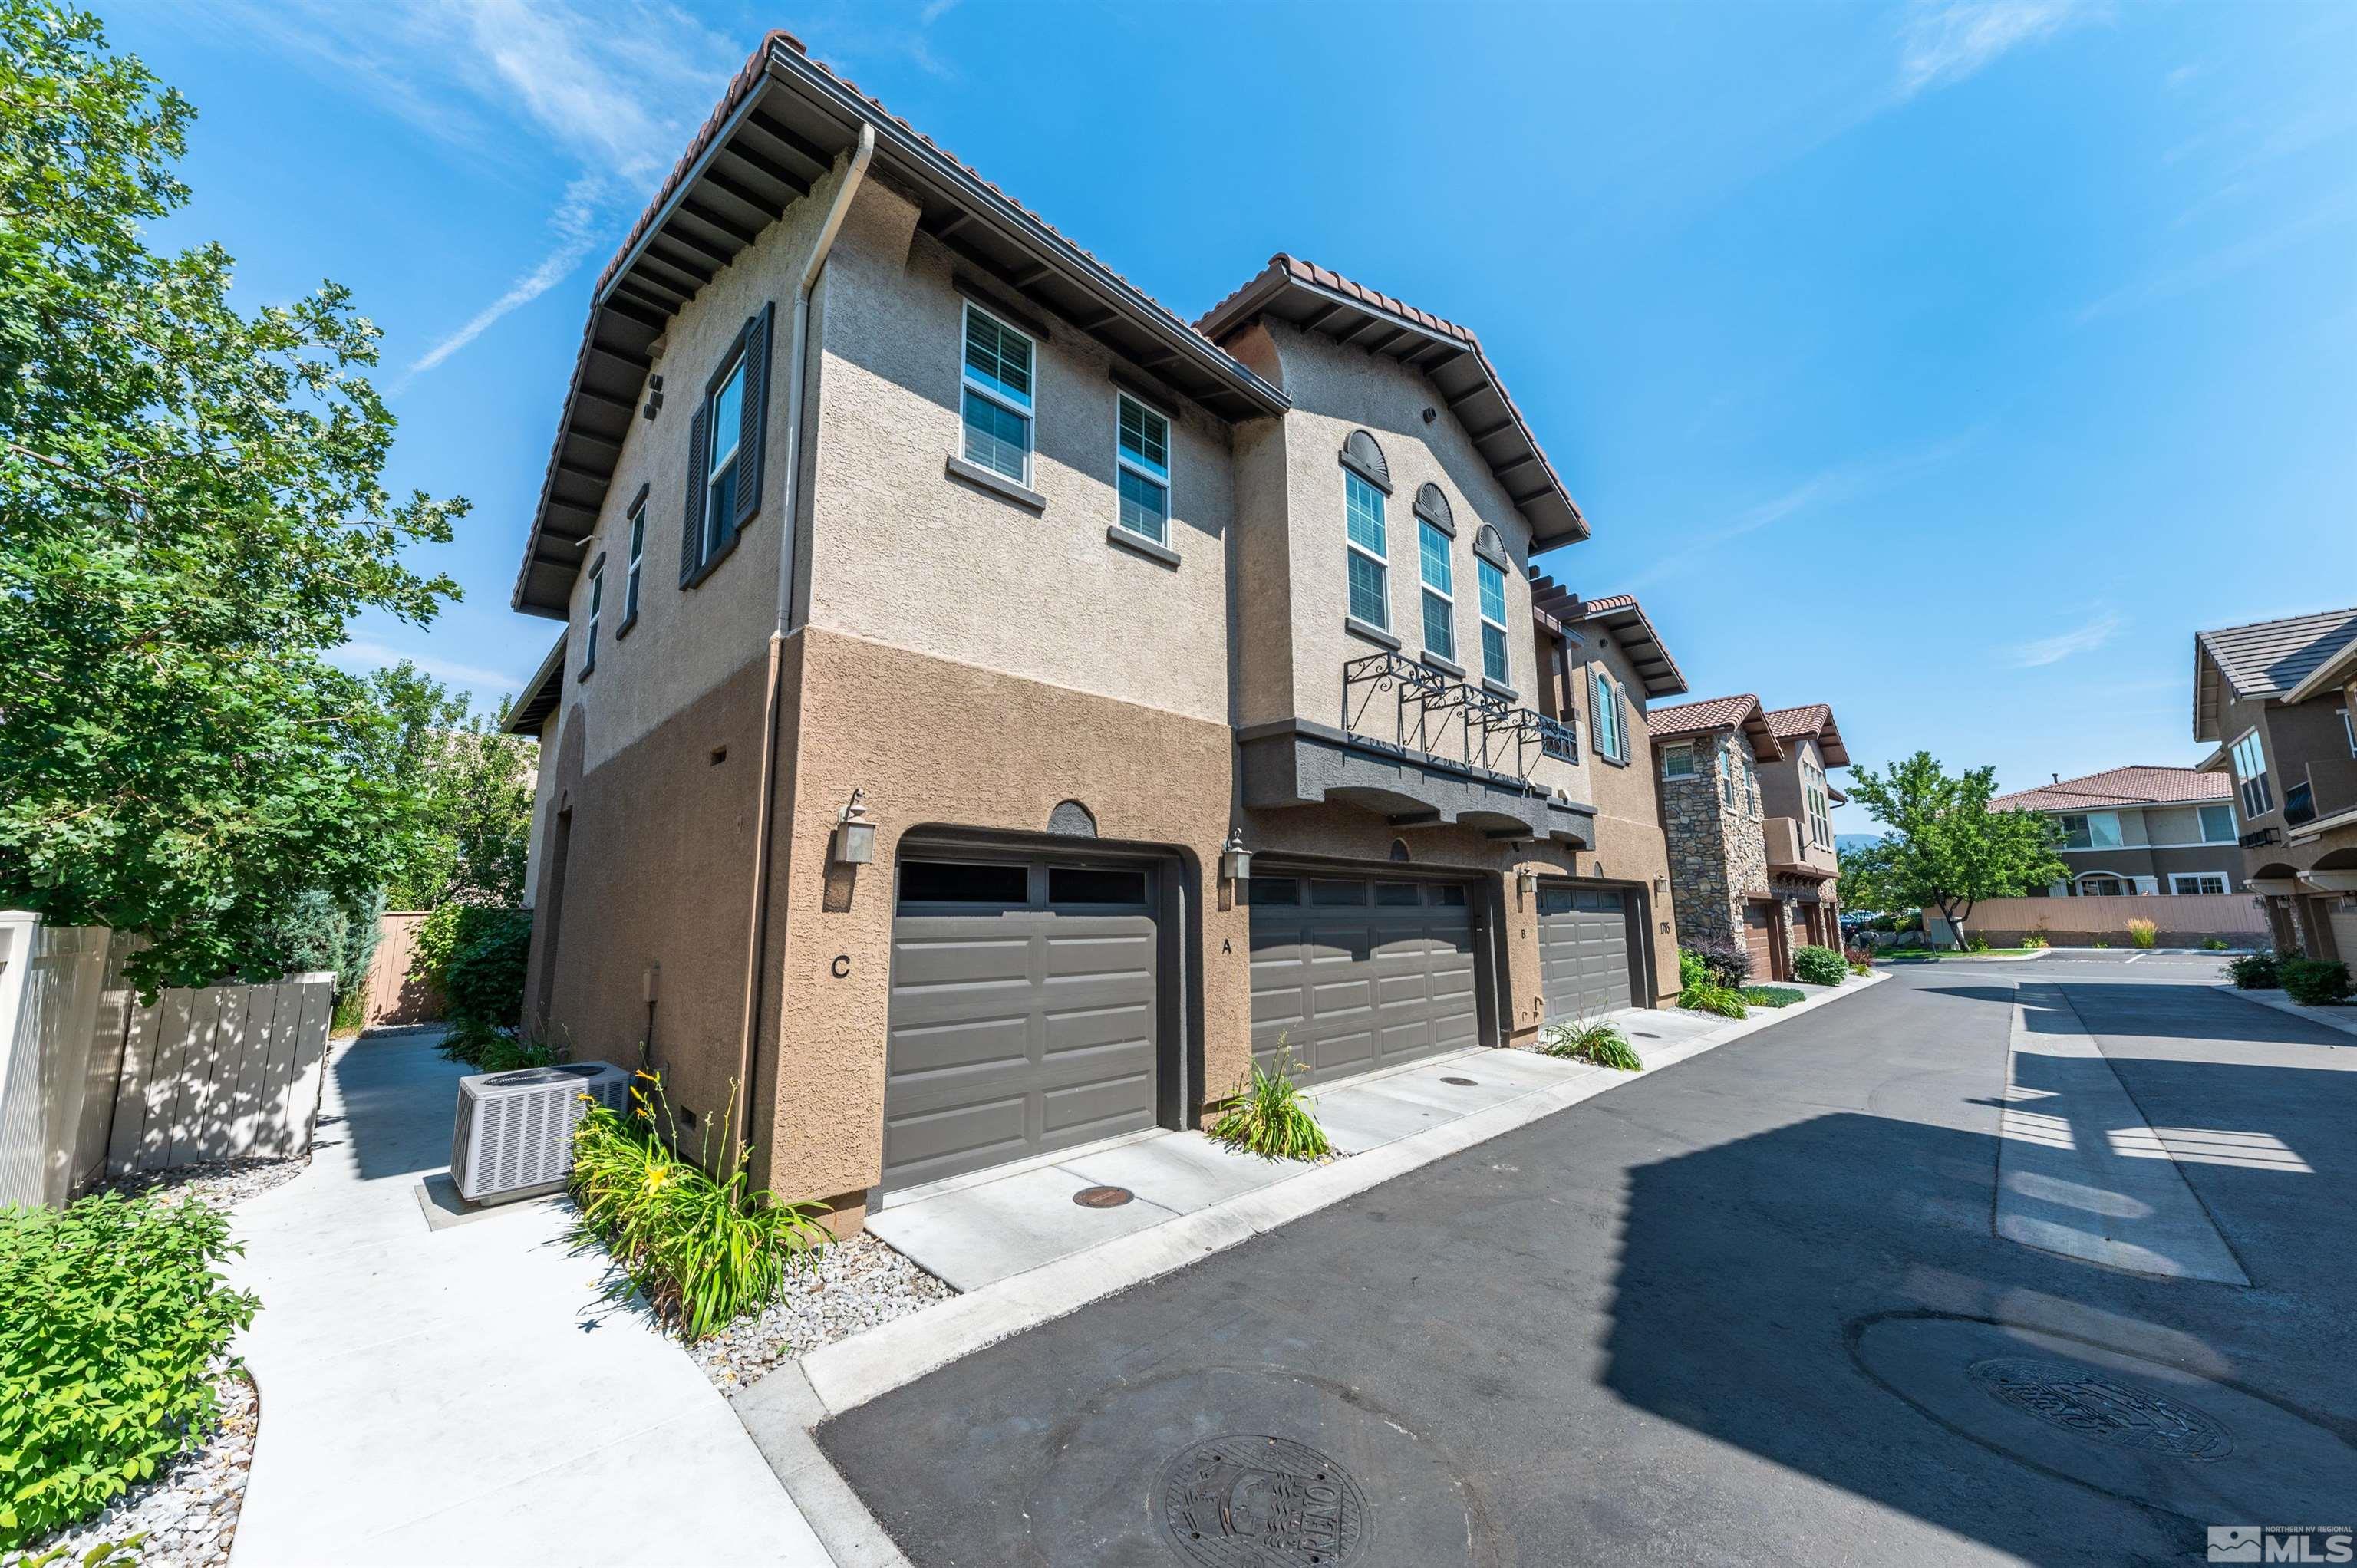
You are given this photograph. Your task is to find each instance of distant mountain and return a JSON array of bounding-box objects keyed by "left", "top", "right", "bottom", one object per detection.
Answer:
[{"left": 1835, "top": 835, "right": 1884, "bottom": 854}]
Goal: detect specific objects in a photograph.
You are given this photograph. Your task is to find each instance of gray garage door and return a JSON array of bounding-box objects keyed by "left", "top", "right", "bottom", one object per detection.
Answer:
[
  {"left": 1539, "top": 884, "right": 1633, "bottom": 1023},
  {"left": 1248, "top": 875, "right": 1481, "bottom": 1087},
  {"left": 883, "top": 858, "right": 1158, "bottom": 1191}
]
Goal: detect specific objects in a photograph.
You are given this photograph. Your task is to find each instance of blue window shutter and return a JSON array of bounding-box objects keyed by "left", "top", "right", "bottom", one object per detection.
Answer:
[
  {"left": 730, "top": 303, "right": 773, "bottom": 539},
  {"left": 681, "top": 401, "right": 709, "bottom": 585}
]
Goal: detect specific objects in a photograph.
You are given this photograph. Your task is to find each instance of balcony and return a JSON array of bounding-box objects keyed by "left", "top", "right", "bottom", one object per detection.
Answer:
[
  {"left": 2286, "top": 758, "right": 2357, "bottom": 835},
  {"left": 1235, "top": 652, "right": 1596, "bottom": 846},
  {"left": 1764, "top": 816, "right": 1838, "bottom": 878}
]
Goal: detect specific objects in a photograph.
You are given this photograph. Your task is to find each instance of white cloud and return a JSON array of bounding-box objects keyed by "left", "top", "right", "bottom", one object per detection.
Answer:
[
  {"left": 2076, "top": 193, "right": 2354, "bottom": 324},
  {"left": 397, "top": 176, "right": 604, "bottom": 388},
  {"left": 1896, "top": 0, "right": 2092, "bottom": 99},
  {"left": 2005, "top": 611, "right": 2122, "bottom": 668},
  {"left": 1627, "top": 432, "right": 1979, "bottom": 588},
  {"left": 332, "top": 638, "right": 530, "bottom": 696}
]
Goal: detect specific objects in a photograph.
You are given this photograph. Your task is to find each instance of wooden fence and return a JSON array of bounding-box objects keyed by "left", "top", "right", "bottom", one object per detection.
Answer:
[
  {"left": 360, "top": 910, "right": 443, "bottom": 1028},
  {"left": 1925, "top": 891, "right": 2269, "bottom": 949},
  {"left": 0, "top": 911, "right": 341, "bottom": 1205}
]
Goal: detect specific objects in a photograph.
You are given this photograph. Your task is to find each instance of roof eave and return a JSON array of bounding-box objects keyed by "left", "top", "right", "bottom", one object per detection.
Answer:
[{"left": 502, "top": 633, "right": 568, "bottom": 736}]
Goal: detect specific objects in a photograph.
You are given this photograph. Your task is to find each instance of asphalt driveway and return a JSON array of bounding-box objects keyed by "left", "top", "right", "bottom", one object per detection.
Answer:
[{"left": 818, "top": 958, "right": 2357, "bottom": 1566}]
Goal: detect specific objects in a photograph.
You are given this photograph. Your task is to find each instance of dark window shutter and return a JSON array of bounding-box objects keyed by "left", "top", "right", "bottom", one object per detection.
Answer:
[
  {"left": 731, "top": 303, "right": 773, "bottom": 539},
  {"left": 1617, "top": 690, "right": 1632, "bottom": 763},
  {"left": 681, "top": 402, "right": 709, "bottom": 585}
]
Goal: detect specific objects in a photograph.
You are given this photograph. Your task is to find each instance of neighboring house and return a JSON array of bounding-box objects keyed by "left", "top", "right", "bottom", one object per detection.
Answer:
[
  {"left": 1643, "top": 697, "right": 1848, "bottom": 982},
  {"left": 1988, "top": 766, "right": 2240, "bottom": 896},
  {"left": 498, "top": 33, "right": 1696, "bottom": 1232},
  {"left": 2193, "top": 608, "right": 2357, "bottom": 959}
]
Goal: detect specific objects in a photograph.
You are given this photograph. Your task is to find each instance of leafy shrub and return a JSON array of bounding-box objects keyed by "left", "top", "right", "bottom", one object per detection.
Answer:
[
  {"left": 2125, "top": 917, "right": 2158, "bottom": 950},
  {"left": 569, "top": 1074, "right": 829, "bottom": 1342},
  {"left": 1842, "top": 944, "right": 1875, "bottom": 975},
  {"left": 0, "top": 1195, "right": 259, "bottom": 1547},
  {"left": 2201, "top": 937, "right": 2229, "bottom": 951},
  {"left": 1683, "top": 938, "right": 1749, "bottom": 988},
  {"left": 10, "top": 1538, "right": 143, "bottom": 1566},
  {"left": 2228, "top": 950, "right": 2283, "bottom": 988},
  {"left": 2022, "top": 929, "right": 2051, "bottom": 950},
  {"left": 1740, "top": 985, "right": 1805, "bottom": 1008},
  {"left": 2280, "top": 957, "right": 2353, "bottom": 1006},
  {"left": 1848, "top": 957, "right": 1873, "bottom": 976},
  {"left": 1209, "top": 1039, "right": 1333, "bottom": 1161},
  {"left": 1792, "top": 945, "right": 1846, "bottom": 986},
  {"left": 1538, "top": 1016, "right": 1643, "bottom": 1071},
  {"left": 1677, "top": 948, "right": 1707, "bottom": 990},
  {"left": 1680, "top": 982, "right": 1747, "bottom": 1020},
  {"left": 1964, "top": 932, "right": 1991, "bottom": 953}
]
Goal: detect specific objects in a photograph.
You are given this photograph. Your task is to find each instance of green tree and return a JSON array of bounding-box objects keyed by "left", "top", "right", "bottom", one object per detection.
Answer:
[
  {"left": 1835, "top": 836, "right": 1906, "bottom": 917},
  {"left": 0, "top": 5, "right": 465, "bottom": 988},
  {"left": 1844, "top": 753, "right": 2066, "bottom": 945},
  {"left": 364, "top": 661, "right": 537, "bottom": 910}
]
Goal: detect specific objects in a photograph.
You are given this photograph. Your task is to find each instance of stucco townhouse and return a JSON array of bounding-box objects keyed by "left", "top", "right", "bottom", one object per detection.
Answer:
[
  {"left": 2193, "top": 608, "right": 2357, "bottom": 959},
  {"left": 1642, "top": 697, "right": 1848, "bottom": 981},
  {"left": 499, "top": 32, "right": 1696, "bottom": 1231},
  {"left": 1987, "top": 766, "right": 2241, "bottom": 896}
]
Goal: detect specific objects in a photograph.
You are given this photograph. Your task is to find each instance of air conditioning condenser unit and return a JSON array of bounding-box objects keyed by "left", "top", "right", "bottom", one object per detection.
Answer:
[{"left": 450, "top": 1061, "right": 630, "bottom": 1205}]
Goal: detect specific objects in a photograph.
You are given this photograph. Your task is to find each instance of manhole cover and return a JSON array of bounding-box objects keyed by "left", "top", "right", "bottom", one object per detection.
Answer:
[
  {"left": 1968, "top": 1357, "right": 2234, "bottom": 1460},
  {"left": 1439, "top": 1076, "right": 1478, "bottom": 1086},
  {"left": 1073, "top": 1184, "right": 1133, "bottom": 1208},
  {"left": 1157, "top": 1434, "right": 1369, "bottom": 1566}
]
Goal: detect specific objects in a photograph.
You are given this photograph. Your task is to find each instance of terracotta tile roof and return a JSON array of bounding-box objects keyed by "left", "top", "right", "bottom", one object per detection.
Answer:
[
  {"left": 1990, "top": 766, "right": 2233, "bottom": 812},
  {"left": 1577, "top": 594, "right": 1638, "bottom": 615},
  {"left": 2196, "top": 608, "right": 2357, "bottom": 699},
  {"left": 1764, "top": 703, "right": 1831, "bottom": 740},
  {"left": 1195, "top": 255, "right": 1588, "bottom": 547},
  {"left": 1646, "top": 693, "right": 1765, "bottom": 737}
]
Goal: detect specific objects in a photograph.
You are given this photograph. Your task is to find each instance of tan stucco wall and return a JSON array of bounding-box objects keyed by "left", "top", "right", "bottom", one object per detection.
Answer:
[
  {"left": 1247, "top": 322, "right": 1549, "bottom": 736},
  {"left": 542, "top": 162, "right": 852, "bottom": 778},
  {"left": 1561, "top": 635, "right": 1679, "bottom": 1006},
  {"left": 798, "top": 182, "right": 1236, "bottom": 726}
]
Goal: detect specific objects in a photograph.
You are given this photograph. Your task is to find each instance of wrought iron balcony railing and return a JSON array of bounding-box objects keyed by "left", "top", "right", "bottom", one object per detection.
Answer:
[
  {"left": 1342, "top": 651, "right": 1577, "bottom": 786},
  {"left": 2285, "top": 781, "right": 2316, "bottom": 827}
]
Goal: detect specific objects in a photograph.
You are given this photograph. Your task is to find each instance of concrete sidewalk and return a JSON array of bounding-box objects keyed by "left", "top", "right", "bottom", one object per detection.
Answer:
[{"left": 227, "top": 1031, "right": 829, "bottom": 1568}]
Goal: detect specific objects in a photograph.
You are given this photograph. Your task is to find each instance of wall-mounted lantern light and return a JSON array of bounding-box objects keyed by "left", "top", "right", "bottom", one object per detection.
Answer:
[
  {"left": 1221, "top": 829, "right": 1251, "bottom": 884},
  {"left": 1517, "top": 868, "right": 1538, "bottom": 900},
  {"left": 832, "top": 789, "right": 875, "bottom": 865}
]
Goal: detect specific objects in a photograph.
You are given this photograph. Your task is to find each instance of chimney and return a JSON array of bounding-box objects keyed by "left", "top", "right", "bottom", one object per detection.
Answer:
[{"left": 2052, "top": 773, "right": 2060, "bottom": 785}]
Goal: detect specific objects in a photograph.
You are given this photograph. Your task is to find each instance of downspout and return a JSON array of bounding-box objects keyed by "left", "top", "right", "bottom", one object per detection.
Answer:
[{"left": 733, "top": 123, "right": 874, "bottom": 1171}]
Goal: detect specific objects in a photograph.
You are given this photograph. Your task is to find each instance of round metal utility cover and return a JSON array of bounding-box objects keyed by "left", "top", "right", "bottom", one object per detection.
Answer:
[
  {"left": 1159, "top": 1434, "right": 1368, "bottom": 1566},
  {"left": 1852, "top": 1315, "right": 2357, "bottom": 1522},
  {"left": 1073, "top": 1184, "right": 1133, "bottom": 1208}
]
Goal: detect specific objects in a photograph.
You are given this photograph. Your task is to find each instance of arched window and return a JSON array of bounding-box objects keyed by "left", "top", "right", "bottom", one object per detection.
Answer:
[
  {"left": 1340, "top": 432, "right": 1390, "bottom": 628},
  {"left": 1413, "top": 483, "right": 1454, "bottom": 535},
  {"left": 1472, "top": 523, "right": 1509, "bottom": 568},
  {"left": 1340, "top": 429, "right": 1390, "bottom": 492}
]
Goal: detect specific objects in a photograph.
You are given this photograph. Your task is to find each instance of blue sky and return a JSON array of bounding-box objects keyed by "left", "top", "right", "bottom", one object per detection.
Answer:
[{"left": 113, "top": 0, "right": 2355, "bottom": 833}]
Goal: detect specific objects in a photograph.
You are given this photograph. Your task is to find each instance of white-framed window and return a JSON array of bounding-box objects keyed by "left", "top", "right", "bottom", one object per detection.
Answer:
[
  {"left": 2172, "top": 873, "right": 2229, "bottom": 895},
  {"left": 1416, "top": 519, "right": 1453, "bottom": 659},
  {"left": 961, "top": 301, "right": 1033, "bottom": 483},
  {"left": 621, "top": 492, "right": 645, "bottom": 628},
  {"left": 704, "top": 356, "right": 747, "bottom": 562},
  {"left": 1661, "top": 743, "right": 1695, "bottom": 779},
  {"left": 1114, "top": 394, "right": 1169, "bottom": 544},
  {"left": 1745, "top": 757, "right": 1760, "bottom": 816},
  {"left": 1477, "top": 557, "right": 1508, "bottom": 684},
  {"left": 2058, "top": 811, "right": 2123, "bottom": 851},
  {"left": 2229, "top": 729, "right": 2272, "bottom": 819},
  {"left": 2198, "top": 802, "right": 2236, "bottom": 844},
  {"left": 1590, "top": 669, "right": 1626, "bottom": 763},
  {"left": 2342, "top": 707, "right": 2355, "bottom": 758},
  {"left": 1345, "top": 470, "right": 1388, "bottom": 628},
  {"left": 1720, "top": 744, "right": 1736, "bottom": 806},
  {"left": 2078, "top": 873, "right": 2126, "bottom": 897},
  {"left": 582, "top": 554, "right": 605, "bottom": 678},
  {"left": 1804, "top": 759, "right": 1834, "bottom": 846}
]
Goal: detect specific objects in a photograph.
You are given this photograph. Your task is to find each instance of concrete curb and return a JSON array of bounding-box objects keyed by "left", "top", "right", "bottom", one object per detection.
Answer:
[
  {"left": 732, "top": 972, "right": 1888, "bottom": 1561},
  {"left": 2210, "top": 984, "right": 2357, "bottom": 1043},
  {"left": 796, "top": 969, "right": 1888, "bottom": 1418},
  {"left": 1875, "top": 950, "right": 2046, "bottom": 964}
]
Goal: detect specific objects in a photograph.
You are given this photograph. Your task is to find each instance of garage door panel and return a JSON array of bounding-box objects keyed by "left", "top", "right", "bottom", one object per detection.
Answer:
[
  {"left": 882, "top": 1093, "right": 1030, "bottom": 1183},
  {"left": 1539, "top": 887, "right": 1635, "bottom": 1023},
  {"left": 1250, "top": 882, "right": 1482, "bottom": 1085},
  {"left": 885, "top": 872, "right": 1159, "bottom": 1191}
]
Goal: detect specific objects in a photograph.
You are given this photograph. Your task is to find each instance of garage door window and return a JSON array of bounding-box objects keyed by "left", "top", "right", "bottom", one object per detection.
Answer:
[
  {"left": 1374, "top": 881, "right": 1421, "bottom": 906},
  {"left": 1250, "top": 877, "right": 1300, "bottom": 906},
  {"left": 1432, "top": 884, "right": 1466, "bottom": 907},
  {"left": 1311, "top": 879, "right": 1367, "bottom": 906},
  {"left": 1048, "top": 867, "right": 1149, "bottom": 905},
  {"left": 899, "top": 861, "right": 1027, "bottom": 904}
]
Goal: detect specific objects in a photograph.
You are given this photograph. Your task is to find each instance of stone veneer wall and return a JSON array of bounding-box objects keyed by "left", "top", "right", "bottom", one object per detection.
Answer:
[{"left": 1661, "top": 730, "right": 1769, "bottom": 952}]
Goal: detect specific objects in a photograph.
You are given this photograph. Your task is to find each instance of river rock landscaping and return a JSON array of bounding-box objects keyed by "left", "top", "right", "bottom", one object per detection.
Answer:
[{"left": 691, "top": 1233, "right": 954, "bottom": 1395}]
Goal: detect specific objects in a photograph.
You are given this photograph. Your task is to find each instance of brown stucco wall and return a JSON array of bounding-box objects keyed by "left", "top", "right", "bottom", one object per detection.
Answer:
[
  {"left": 1558, "top": 636, "right": 1679, "bottom": 1007},
  {"left": 753, "top": 625, "right": 1242, "bottom": 1227}
]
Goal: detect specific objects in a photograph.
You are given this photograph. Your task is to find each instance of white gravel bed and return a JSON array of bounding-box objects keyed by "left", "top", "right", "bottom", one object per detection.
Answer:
[
  {"left": 13, "top": 1369, "right": 257, "bottom": 1568},
  {"left": 99, "top": 1156, "right": 307, "bottom": 1211},
  {"left": 691, "top": 1233, "right": 954, "bottom": 1395}
]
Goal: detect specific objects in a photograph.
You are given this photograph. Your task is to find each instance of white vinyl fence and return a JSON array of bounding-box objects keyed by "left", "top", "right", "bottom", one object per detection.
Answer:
[{"left": 0, "top": 911, "right": 336, "bottom": 1207}]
